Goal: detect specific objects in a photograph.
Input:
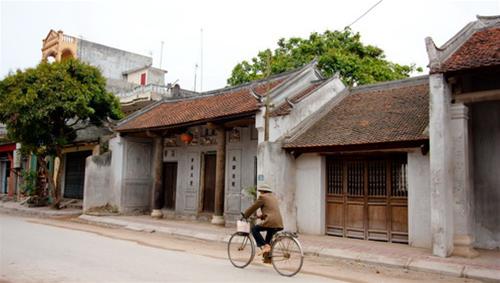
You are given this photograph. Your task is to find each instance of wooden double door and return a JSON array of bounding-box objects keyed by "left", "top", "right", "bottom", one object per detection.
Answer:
[{"left": 325, "top": 155, "right": 408, "bottom": 243}]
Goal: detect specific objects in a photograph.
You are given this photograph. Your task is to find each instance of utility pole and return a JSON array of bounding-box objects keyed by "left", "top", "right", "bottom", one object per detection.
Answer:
[
  {"left": 200, "top": 28, "right": 204, "bottom": 92},
  {"left": 159, "top": 41, "right": 164, "bottom": 69},
  {"left": 264, "top": 53, "right": 272, "bottom": 142},
  {"left": 193, "top": 64, "right": 198, "bottom": 91}
]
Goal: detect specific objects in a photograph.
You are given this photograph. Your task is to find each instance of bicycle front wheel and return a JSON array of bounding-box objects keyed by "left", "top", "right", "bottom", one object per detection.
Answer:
[
  {"left": 271, "top": 235, "right": 304, "bottom": 277},
  {"left": 227, "top": 232, "right": 255, "bottom": 268}
]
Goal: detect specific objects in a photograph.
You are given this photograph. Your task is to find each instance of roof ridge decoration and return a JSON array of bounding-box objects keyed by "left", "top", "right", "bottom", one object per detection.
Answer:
[
  {"left": 198, "top": 65, "right": 305, "bottom": 97},
  {"left": 271, "top": 74, "right": 337, "bottom": 117},
  {"left": 350, "top": 75, "right": 429, "bottom": 94},
  {"left": 262, "top": 59, "right": 320, "bottom": 101},
  {"left": 426, "top": 15, "right": 500, "bottom": 73}
]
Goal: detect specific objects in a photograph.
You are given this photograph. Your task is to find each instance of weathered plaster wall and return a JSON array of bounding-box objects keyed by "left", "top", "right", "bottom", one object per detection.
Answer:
[
  {"left": 83, "top": 152, "right": 112, "bottom": 211},
  {"left": 471, "top": 101, "right": 500, "bottom": 249},
  {"left": 77, "top": 40, "right": 151, "bottom": 81},
  {"left": 257, "top": 141, "right": 297, "bottom": 231},
  {"left": 295, "top": 153, "right": 325, "bottom": 234},
  {"left": 408, "top": 150, "right": 432, "bottom": 248}
]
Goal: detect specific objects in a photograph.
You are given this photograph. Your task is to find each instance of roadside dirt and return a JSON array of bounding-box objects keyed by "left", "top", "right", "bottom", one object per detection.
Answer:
[{"left": 30, "top": 217, "right": 479, "bottom": 283}]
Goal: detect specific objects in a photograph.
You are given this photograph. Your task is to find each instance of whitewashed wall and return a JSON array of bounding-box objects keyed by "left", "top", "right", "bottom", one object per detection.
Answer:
[
  {"left": 295, "top": 153, "right": 325, "bottom": 234},
  {"left": 408, "top": 150, "right": 432, "bottom": 248}
]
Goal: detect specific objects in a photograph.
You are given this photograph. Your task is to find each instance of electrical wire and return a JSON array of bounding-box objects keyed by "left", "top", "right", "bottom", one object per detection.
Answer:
[{"left": 347, "top": 0, "right": 384, "bottom": 28}]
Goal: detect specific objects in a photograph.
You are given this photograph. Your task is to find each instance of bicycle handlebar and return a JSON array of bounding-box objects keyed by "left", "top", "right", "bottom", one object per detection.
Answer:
[{"left": 240, "top": 212, "right": 266, "bottom": 221}]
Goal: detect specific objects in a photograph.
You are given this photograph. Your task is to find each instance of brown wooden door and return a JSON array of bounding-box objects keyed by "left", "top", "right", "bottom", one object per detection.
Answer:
[
  {"left": 326, "top": 155, "right": 408, "bottom": 244},
  {"left": 202, "top": 154, "right": 216, "bottom": 212},
  {"left": 163, "top": 162, "right": 177, "bottom": 210}
]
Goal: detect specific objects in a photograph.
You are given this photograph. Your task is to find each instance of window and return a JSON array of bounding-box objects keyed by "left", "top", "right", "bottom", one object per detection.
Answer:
[{"left": 140, "top": 73, "right": 146, "bottom": 85}]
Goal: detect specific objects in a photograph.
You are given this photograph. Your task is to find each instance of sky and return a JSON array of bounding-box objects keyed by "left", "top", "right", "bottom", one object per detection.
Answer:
[{"left": 0, "top": 0, "right": 498, "bottom": 91}]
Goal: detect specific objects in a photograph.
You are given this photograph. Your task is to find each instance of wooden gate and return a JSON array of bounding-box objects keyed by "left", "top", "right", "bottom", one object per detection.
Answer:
[
  {"left": 163, "top": 162, "right": 177, "bottom": 210},
  {"left": 202, "top": 154, "right": 216, "bottom": 212},
  {"left": 326, "top": 155, "right": 408, "bottom": 243}
]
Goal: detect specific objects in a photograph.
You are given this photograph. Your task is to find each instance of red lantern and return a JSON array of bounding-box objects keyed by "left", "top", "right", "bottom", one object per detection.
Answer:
[{"left": 180, "top": 132, "right": 193, "bottom": 144}]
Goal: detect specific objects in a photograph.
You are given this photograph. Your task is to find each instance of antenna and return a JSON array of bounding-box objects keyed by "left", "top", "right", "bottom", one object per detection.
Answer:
[
  {"left": 200, "top": 28, "right": 204, "bottom": 92},
  {"left": 159, "top": 41, "right": 164, "bottom": 69},
  {"left": 193, "top": 64, "right": 199, "bottom": 91}
]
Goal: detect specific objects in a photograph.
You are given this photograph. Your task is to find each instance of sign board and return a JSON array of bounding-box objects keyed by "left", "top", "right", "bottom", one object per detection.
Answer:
[
  {"left": 13, "top": 150, "right": 21, "bottom": 168},
  {"left": 257, "top": 174, "right": 264, "bottom": 181},
  {"left": 13, "top": 143, "right": 22, "bottom": 169}
]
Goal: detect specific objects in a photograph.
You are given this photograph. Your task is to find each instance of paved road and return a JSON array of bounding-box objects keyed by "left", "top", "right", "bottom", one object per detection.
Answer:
[{"left": 0, "top": 215, "right": 340, "bottom": 282}]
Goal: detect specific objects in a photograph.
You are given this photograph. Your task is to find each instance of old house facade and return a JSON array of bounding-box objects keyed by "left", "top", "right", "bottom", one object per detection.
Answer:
[
  {"left": 275, "top": 15, "right": 499, "bottom": 258},
  {"left": 283, "top": 76, "right": 430, "bottom": 246},
  {"left": 83, "top": 61, "right": 346, "bottom": 226}
]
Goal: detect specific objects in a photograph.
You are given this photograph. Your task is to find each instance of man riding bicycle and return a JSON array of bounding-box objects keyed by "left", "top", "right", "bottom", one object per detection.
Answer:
[{"left": 243, "top": 184, "right": 283, "bottom": 257}]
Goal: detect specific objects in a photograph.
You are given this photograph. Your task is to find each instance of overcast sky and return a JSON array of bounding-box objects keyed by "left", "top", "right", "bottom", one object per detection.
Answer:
[{"left": 1, "top": 0, "right": 498, "bottom": 91}]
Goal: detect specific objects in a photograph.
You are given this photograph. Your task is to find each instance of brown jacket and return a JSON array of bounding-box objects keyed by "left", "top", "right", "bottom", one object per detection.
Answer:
[{"left": 244, "top": 193, "right": 283, "bottom": 228}]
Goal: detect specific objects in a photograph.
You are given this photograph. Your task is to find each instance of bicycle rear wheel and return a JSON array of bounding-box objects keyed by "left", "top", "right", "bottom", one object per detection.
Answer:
[
  {"left": 227, "top": 232, "right": 255, "bottom": 268},
  {"left": 271, "top": 235, "right": 304, "bottom": 277}
]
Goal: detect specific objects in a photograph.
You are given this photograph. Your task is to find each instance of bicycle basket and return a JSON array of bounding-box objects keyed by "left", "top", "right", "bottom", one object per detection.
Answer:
[{"left": 236, "top": 220, "right": 250, "bottom": 233}]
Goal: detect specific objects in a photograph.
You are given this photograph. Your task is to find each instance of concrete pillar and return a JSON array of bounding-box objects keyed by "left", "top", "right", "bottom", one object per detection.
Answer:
[
  {"left": 451, "top": 104, "right": 478, "bottom": 257},
  {"left": 212, "top": 126, "right": 226, "bottom": 225},
  {"left": 429, "top": 73, "right": 454, "bottom": 257},
  {"left": 151, "top": 137, "right": 163, "bottom": 219}
]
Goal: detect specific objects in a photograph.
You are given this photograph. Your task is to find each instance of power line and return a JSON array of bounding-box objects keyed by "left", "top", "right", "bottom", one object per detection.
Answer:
[{"left": 347, "top": 0, "right": 384, "bottom": 28}]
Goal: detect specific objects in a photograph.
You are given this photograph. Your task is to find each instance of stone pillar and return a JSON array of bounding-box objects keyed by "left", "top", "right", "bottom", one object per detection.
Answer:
[
  {"left": 212, "top": 126, "right": 226, "bottom": 225},
  {"left": 451, "top": 104, "right": 478, "bottom": 257},
  {"left": 151, "top": 137, "right": 163, "bottom": 219},
  {"left": 429, "top": 73, "right": 454, "bottom": 257}
]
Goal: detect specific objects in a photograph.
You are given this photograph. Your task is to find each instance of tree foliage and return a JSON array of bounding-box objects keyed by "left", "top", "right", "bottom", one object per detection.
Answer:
[
  {"left": 0, "top": 59, "right": 123, "bottom": 205},
  {"left": 227, "top": 28, "right": 422, "bottom": 86}
]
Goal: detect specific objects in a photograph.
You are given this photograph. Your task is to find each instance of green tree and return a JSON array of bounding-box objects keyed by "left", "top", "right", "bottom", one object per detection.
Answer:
[
  {"left": 227, "top": 28, "right": 422, "bottom": 86},
  {"left": 0, "top": 59, "right": 123, "bottom": 207}
]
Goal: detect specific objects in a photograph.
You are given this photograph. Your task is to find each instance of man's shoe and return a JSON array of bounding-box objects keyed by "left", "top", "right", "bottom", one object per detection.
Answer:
[
  {"left": 257, "top": 244, "right": 271, "bottom": 256},
  {"left": 262, "top": 252, "right": 272, "bottom": 264}
]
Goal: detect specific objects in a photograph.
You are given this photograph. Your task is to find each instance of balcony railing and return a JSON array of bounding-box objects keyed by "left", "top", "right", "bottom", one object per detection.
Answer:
[
  {"left": 117, "top": 84, "right": 172, "bottom": 104},
  {"left": 62, "top": 35, "right": 75, "bottom": 43}
]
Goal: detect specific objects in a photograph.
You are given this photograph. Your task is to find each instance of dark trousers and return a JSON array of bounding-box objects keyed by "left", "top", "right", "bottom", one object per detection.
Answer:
[{"left": 251, "top": 225, "right": 282, "bottom": 248}]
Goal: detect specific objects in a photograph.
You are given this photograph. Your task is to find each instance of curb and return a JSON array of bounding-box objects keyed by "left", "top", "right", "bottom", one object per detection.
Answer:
[
  {"left": 0, "top": 203, "right": 82, "bottom": 218},
  {"left": 78, "top": 215, "right": 231, "bottom": 243},
  {"left": 77, "top": 215, "right": 500, "bottom": 282}
]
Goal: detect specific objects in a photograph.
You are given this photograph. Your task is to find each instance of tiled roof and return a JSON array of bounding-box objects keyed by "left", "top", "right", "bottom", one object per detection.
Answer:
[
  {"left": 434, "top": 27, "right": 500, "bottom": 73},
  {"left": 271, "top": 81, "right": 325, "bottom": 117},
  {"left": 252, "top": 77, "right": 288, "bottom": 96},
  {"left": 284, "top": 77, "right": 429, "bottom": 150},
  {"left": 116, "top": 75, "right": 291, "bottom": 132}
]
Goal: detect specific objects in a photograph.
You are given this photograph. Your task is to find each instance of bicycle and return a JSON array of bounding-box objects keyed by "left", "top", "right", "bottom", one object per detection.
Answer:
[{"left": 227, "top": 213, "right": 304, "bottom": 277}]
